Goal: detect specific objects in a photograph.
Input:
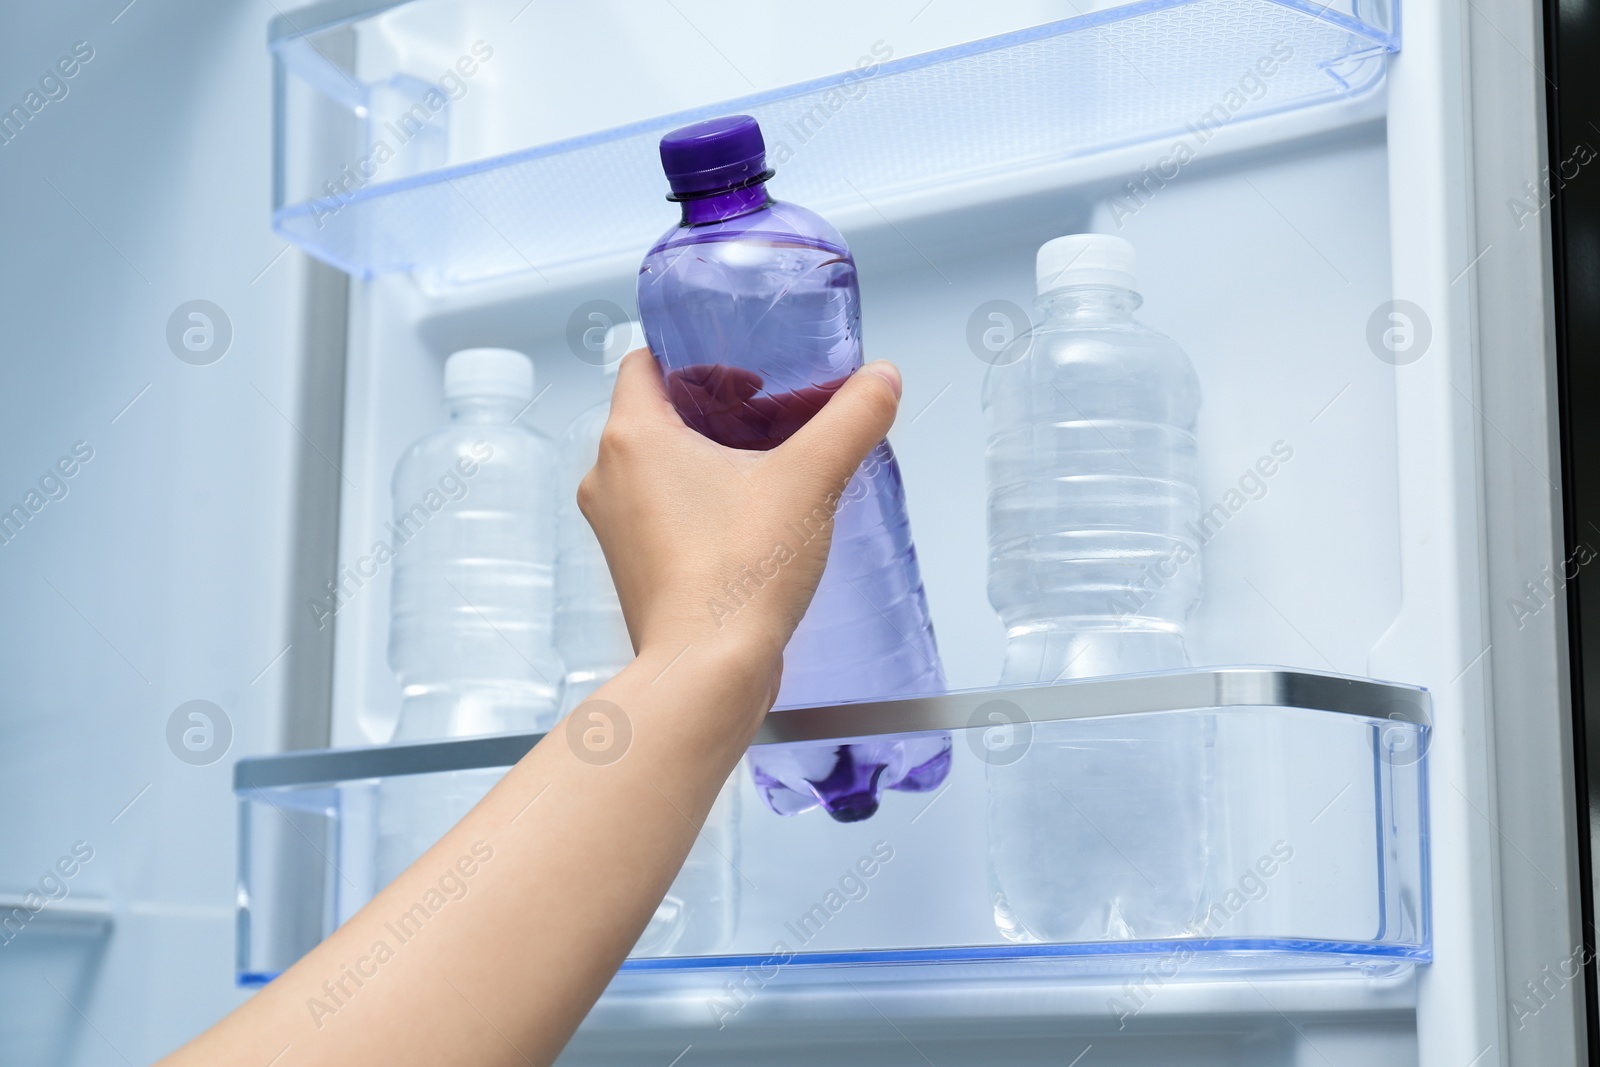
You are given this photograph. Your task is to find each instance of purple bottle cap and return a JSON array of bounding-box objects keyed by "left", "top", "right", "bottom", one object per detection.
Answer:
[{"left": 659, "top": 114, "right": 773, "bottom": 200}]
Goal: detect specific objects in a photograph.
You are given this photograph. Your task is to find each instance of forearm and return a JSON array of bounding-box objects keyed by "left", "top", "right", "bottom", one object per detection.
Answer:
[
  {"left": 158, "top": 351, "right": 900, "bottom": 1066},
  {"left": 166, "top": 642, "right": 772, "bottom": 1067}
]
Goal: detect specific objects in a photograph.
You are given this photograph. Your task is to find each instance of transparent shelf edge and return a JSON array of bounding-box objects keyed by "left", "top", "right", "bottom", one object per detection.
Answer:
[
  {"left": 235, "top": 667, "right": 1431, "bottom": 994},
  {"left": 268, "top": 0, "right": 1400, "bottom": 283},
  {"left": 239, "top": 942, "right": 1431, "bottom": 990},
  {"left": 612, "top": 937, "right": 1432, "bottom": 973}
]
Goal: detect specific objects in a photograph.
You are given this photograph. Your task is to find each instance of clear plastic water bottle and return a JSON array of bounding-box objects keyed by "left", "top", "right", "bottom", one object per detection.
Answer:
[
  {"left": 983, "top": 234, "right": 1211, "bottom": 942},
  {"left": 554, "top": 321, "right": 740, "bottom": 956},
  {"left": 378, "top": 348, "right": 561, "bottom": 886},
  {"left": 388, "top": 347, "right": 561, "bottom": 737},
  {"left": 637, "top": 115, "right": 950, "bottom": 823}
]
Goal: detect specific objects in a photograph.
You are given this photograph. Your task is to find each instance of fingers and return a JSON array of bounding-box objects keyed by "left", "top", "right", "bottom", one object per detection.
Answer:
[
  {"left": 605, "top": 347, "right": 901, "bottom": 497},
  {"left": 663, "top": 364, "right": 771, "bottom": 447},
  {"left": 775, "top": 361, "right": 902, "bottom": 494},
  {"left": 664, "top": 364, "right": 765, "bottom": 416}
]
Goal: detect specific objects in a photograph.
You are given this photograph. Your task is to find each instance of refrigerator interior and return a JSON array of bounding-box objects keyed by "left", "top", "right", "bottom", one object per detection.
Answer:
[
  {"left": 273, "top": 1, "right": 1447, "bottom": 1063},
  {"left": 2, "top": 0, "right": 1583, "bottom": 1063},
  {"left": 334, "top": 129, "right": 1404, "bottom": 730},
  {"left": 332, "top": 141, "right": 1422, "bottom": 1066}
]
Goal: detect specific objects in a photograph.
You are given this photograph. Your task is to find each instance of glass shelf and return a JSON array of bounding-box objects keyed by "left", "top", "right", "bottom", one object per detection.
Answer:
[
  {"left": 234, "top": 667, "right": 1431, "bottom": 993},
  {"left": 269, "top": 0, "right": 1398, "bottom": 284}
]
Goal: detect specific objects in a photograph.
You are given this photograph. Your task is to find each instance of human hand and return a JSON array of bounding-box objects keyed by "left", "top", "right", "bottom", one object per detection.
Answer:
[
  {"left": 662, "top": 363, "right": 844, "bottom": 449},
  {"left": 577, "top": 349, "right": 902, "bottom": 707}
]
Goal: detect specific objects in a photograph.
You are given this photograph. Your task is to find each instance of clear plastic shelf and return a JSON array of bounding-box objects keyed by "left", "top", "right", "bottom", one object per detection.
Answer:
[
  {"left": 269, "top": 0, "right": 1399, "bottom": 284},
  {"left": 235, "top": 667, "right": 1431, "bottom": 996}
]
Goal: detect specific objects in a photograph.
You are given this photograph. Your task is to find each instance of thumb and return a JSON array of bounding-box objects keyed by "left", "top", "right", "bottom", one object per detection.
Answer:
[{"left": 775, "top": 360, "right": 902, "bottom": 494}]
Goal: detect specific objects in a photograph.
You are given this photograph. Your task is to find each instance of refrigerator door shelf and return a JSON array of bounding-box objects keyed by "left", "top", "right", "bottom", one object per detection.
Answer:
[
  {"left": 234, "top": 666, "right": 1430, "bottom": 999},
  {"left": 269, "top": 0, "right": 1399, "bottom": 285}
]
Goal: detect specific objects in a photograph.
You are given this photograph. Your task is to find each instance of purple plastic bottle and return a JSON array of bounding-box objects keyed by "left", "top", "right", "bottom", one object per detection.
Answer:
[{"left": 638, "top": 115, "right": 949, "bottom": 823}]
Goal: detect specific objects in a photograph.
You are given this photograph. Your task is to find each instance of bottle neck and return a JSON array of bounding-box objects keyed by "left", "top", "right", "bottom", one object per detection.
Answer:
[
  {"left": 1036, "top": 285, "right": 1142, "bottom": 322},
  {"left": 679, "top": 181, "right": 773, "bottom": 225},
  {"left": 447, "top": 395, "right": 524, "bottom": 424}
]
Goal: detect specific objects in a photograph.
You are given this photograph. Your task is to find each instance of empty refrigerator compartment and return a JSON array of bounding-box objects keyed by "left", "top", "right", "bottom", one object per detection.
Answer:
[
  {"left": 235, "top": 667, "right": 1430, "bottom": 993},
  {"left": 269, "top": 0, "right": 1399, "bottom": 283}
]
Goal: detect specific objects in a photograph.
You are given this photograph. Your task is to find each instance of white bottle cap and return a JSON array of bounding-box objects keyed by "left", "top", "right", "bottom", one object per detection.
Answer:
[
  {"left": 1036, "top": 233, "right": 1138, "bottom": 295},
  {"left": 602, "top": 320, "right": 646, "bottom": 376},
  {"left": 444, "top": 348, "right": 535, "bottom": 400}
]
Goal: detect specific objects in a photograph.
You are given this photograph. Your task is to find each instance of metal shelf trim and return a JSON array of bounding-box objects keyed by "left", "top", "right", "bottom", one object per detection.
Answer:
[{"left": 235, "top": 667, "right": 1429, "bottom": 792}]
